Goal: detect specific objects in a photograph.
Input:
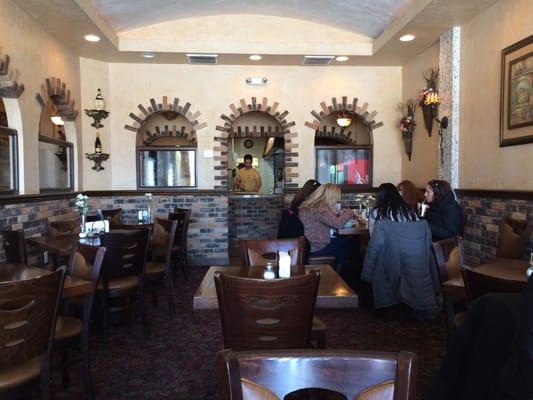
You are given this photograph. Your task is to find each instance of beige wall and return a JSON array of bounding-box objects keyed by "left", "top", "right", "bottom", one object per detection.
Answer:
[
  {"left": 459, "top": 0, "right": 533, "bottom": 190},
  {"left": 0, "top": 0, "right": 82, "bottom": 193},
  {"left": 401, "top": 42, "right": 440, "bottom": 187},
  {"left": 95, "top": 63, "right": 402, "bottom": 189}
]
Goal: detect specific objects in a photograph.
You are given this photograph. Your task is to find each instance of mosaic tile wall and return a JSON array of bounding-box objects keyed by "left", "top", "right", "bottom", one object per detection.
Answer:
[{"left": 457, "top": 193, "right": 533, "bottom": 264}]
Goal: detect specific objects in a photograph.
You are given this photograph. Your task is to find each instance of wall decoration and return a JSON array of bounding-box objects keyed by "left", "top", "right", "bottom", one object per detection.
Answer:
[
  {"left": 418, "top": 68, "right": 440, "bottom": 136},
  {"left": 399, "top": 99, "right": 417, "bottom": 161},
  {"left": 500, "top": 34, "right": 533, "bottom": 147},
  {"left": 243, "top": 139, "right": 254, "bottom": 148}
]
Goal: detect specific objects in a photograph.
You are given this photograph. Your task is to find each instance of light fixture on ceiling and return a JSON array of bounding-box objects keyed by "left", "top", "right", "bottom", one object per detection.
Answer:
[
  {"left": 336, "top": 111, "right": 352, "bottom": 128},
  {"left": 399, "top": 34, "right": 416, "bottom": 42},
  {"left": 249, "top": 54, "right": 262, "bottom": 61},
  {"left": 246, "top": 77, "right": 268, "bottom": 86},
  {"left": 143, "top": 53, "right": 155, "bottom": 59},
  {"left": 50, "top": 115, "right": 65, "bottom": 126},
  {"left": 84, "top": 34, "right": 101, "bottom": 42},
  {"left": 335, "top": 56, "right": 349, "bottom": 62}
]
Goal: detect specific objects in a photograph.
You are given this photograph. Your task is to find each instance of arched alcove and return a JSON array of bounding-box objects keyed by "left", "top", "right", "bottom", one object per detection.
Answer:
[{"left": 215, "top": 97, "right": 298, "bottom": 191}]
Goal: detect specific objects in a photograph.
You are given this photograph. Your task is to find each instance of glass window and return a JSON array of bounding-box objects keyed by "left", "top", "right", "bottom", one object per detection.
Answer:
[
  {"left": 39, "top": 137, "right": 73, "bottom": 192},
  {"left": 0, "top": 127, "right": 17, "bottom": 193},
  {"left": 138, "top": 148, "right": 196, "bottom": 188},
  {"left": 316, "top": 146, "right": 372, "bottom": 186}
]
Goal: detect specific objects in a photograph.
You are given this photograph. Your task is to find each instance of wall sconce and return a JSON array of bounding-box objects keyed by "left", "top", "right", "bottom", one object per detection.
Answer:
[
  {"left": 50, "top": 115, "right": 64, "bottom": 126},
  {"left": 246, "top": 77, "right": 267, "bottom": 86},
  {"left": 336, "top": 111, "right": 353, "bottom": 128}
]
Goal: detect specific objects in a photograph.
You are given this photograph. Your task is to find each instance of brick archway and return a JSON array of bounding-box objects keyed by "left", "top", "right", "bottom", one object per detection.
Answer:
[
  {"left": 305, "top": 96, "right": 383, "bottom": 144},
  {"left": 35, "top": 77, "right": 78, "bottom": 121},
  {"left": 214, "top": 97, "right": 298, "bottom": 190},
  {"left": 124, "top": 96, "right": 207, "bottom": 145},
  {"left": 0, "top": 52, "right": 24, "bottom": 98}
]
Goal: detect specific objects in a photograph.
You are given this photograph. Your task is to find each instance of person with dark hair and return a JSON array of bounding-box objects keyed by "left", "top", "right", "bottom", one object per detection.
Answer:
[
  {"left": 278, "top": 179, "right": 321, "bottom": 240},
  {"left": 397, "top": 179, "right": 424, "bottom": 211},
  {"left": 368, "top": 183, "right": 418, "bottom": 234},
  {"left": 424, "top": 179, "right": 462, "bottom": 241},
  {"left": 234, "top": 154, "right": 261, "bottom": 193}
]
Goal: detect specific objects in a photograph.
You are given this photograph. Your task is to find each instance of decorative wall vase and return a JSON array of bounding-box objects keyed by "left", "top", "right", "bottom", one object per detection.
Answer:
[
  {"left": 402, "top": 126, "right": 415, "bottom": 161},
  {"left": 421, "top": 104, "right": 436, "bottom": 137}
]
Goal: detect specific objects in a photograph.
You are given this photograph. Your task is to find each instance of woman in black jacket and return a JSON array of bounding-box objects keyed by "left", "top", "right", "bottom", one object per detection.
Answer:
[{"left": 424, "top": 179, "right": 463, "bottom": 241}]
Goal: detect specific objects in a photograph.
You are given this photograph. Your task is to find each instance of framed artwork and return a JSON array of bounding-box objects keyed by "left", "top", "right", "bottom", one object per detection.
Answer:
[
  {"left": 500, "top": 34, "right": 533, "bottom": 147},
  {"left": 243, "top": 139, "right": 254, "bottom": 149}
]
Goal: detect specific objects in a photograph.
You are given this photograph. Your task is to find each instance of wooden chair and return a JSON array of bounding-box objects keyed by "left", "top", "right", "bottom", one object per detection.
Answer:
[
  {"left": 239, "top": 237, "right": 326, "bottom": 348},
  {"left": 496, "top": 216, "right": 533, "bottom": 259},
  {"left": 216, "top": 349, "right": 418, "bottom": 400},
  {"left": 214, "top": 271, "right": 320, "bottom": 351},
  {"left": 0, "top": 229, "right": 27, "bottom": 264},
  {"left": 49, "top": 219, "right": 80, "bottom": 236},
  {"left": 99, "top": 229, "right": 151, "bottom": 338},
  {"left": 54, "top": 244, "right": 106, "bottom": 399},
  {"left": 167, "top": 211, "right": 190, "bottom": 280},
  {"left": 172, "top": 207, "right": 191, "bottom": 219},
  {"left": 432, "top": 237, "right": 465, "bottom": 333},
  {"left": 145, "top": 218, "right": 178, "bottom": 314},
  {"left": 0, "top": 269, "right": 65, "bottom": 400},
  {"left": 102, "top": 208, "right": 122, "bottom": 227}
]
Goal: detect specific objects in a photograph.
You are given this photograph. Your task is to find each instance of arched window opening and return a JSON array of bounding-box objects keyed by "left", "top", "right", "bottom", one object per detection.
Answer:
[
  {"left": 136, "top": 111, "right": 197, "bottom": 189},
  {"left": 0, "top": 97, "right": 18, "bottom": 194},
  {"left": 38, "top": 100, "right": 73, "bottom": 192}
]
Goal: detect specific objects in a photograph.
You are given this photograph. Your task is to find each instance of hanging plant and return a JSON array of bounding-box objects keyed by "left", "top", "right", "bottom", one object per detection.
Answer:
[
  {"left": 399, "top": 99, "right": 417, "bottom": 161},
  {"left": 418, "top": 67, "right": 440, "bottom": 136}
]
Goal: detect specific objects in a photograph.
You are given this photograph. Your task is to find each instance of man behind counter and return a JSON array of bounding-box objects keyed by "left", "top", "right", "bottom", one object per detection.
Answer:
[{"left": 235, "top": 154, "right": 262, "bottom": 193}]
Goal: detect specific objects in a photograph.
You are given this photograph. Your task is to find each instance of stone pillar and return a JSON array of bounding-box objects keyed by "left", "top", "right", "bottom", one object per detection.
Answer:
[{"left": 438, "top": 27, "right": 461, "bottom": 187}]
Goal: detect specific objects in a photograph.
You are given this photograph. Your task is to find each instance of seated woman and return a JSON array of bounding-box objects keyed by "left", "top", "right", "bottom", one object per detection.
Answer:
[
  {"left": 397, "top": 179, "right": 424, "bottom": 212},
  {"left": 424, "top": 179, "right": 463, "bottom": 241},
  {"left": 368, "top": 183, "right": 419, "bottom": 234},
  {"left": 277, "top": 179, "right": 321, "bottom": 239},
  {"left": 298, "top": 183, "right": 353, "bottom": 270}
]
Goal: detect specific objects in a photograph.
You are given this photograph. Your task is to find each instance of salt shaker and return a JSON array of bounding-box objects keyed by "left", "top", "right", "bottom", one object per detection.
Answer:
[{"left": 263, "top": 262, "right": 275, "bottom": 280}]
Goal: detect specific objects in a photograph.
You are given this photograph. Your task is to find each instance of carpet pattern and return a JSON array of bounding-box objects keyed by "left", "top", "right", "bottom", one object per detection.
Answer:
[{"left": 51, "top": 267, "right": 447, "bottom": 400}]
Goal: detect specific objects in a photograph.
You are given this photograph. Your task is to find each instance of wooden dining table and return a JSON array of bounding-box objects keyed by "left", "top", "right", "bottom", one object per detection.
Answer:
[
  {"left": 474, "top": 258, "right": 529, "bottom": 283},
  {"left": 194, "top": 264, "right": 358, "bottom": 310}
]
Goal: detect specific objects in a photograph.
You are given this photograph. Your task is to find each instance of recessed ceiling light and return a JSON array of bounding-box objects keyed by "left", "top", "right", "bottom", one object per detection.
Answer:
[
  {"left": 84, "top": 34, "right": 100, "bottom": 42},
  {"left": 399, "top": 34, "right": 416, "bottom": 42},
  {"left": 249, "top": 55, "right": 262, "bottom": 61},
  {"left": 143, "top": 53, "right": 155, "bottom": 59},
  {"left": 335, "top": 56, "right": 349, "bottom": 62}
]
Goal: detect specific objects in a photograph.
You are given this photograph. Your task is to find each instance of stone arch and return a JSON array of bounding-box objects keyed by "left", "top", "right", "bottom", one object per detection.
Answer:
[
  {"left": 124, "top": 96, "right": 206, "bottom": 146},
  {"left": 35, "top": 77, "right": 78, "bottom": 120},
  {"left": 215, "top": 97, "right": 298, "bottom": 190},
  {"left": 305, "top": 96, "right": 383, "bottom": 144}
]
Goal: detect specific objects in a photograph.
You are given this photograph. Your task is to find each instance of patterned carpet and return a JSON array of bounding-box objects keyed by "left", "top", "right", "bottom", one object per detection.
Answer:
[{"left": 53, "top": 267, "right": 447, "bottom": 400}]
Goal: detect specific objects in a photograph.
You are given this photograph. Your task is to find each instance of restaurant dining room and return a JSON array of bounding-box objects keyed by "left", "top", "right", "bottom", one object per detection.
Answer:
[{"left": 0, "top": 0, "right": 532, "bottom": 399}]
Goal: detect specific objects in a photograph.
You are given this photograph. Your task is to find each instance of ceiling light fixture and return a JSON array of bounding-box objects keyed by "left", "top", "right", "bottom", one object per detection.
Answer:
[
  {"left": 399, "top": 34, "right": 416, "bottom": 42},
  {"left": 336, "top": 111, "right": 353, "bottom": 128},
  {"left": 335, "top": 56, "right": 349, "bottom": 62},
  {"left": 84, "top": 34, "right": 101, "bottom": 42},
  {"left": 249, "top": 55, "right": 262, "bottom": 61},
  {"left": 143, "top": 53, "right": 155, "bottom": 59}
]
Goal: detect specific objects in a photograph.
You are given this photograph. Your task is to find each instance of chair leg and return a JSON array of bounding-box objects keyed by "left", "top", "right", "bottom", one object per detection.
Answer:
[
  {"left": 60, "top": 348, "right": 71, "bottom": 388},
  {"left": 166, "top": 272, "right": 176, "bottom": 315},
  {"left": 180, "top": 254, "right": 190, "bottom": 281},
  {"left": 40, "top": 361, "right": 52, "bottom": 400}
]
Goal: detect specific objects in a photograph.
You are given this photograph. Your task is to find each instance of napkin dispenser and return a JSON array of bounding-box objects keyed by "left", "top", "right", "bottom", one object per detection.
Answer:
[{"left": 278, "top": 251, "right": 291, "bottom": 278}]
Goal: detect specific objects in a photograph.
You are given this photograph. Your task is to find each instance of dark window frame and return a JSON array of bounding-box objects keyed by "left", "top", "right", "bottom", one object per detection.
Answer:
[
  {"left": 315, "top": 144, "right": 373, "bottom": 188},
  {"left": 0, "top": 126, "right": 19, "bottom": 195},
  {"left": 38, "top": 135, "right": 74, "bottom": 193},
  {"left": 136, "top": 146, "right": 198, "bottom": 190}
]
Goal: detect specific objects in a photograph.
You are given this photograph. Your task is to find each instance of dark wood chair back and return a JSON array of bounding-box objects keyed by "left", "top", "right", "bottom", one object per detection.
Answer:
[
  {"left": 102, "top": 208, "right": 122, "bottom": 226},
  {"left": 100, "top": 229, "right": 150, "bottom": 281},
  {"left": 496, "top": 217, "right": 533, "bottom": 259},
  {"left": 0, "top": 269, "right": 65, "bottom": 375},
  {"left": 68, "top": 244, "right": 107, "bottom": 302},
  {"left": 432, "top": 237, "right": 460, "bottom": 284},
  {"left": 458, "top": 238, "right": 523, "bottom": 302},
  {"left": 49, "top": 219, "right": 80, "bottom": 236},
  {"left": 214, "top": 271, "right": 320, "bottom": 351},
  {"left": 172, "top": 207, "right": 191, "bottom": 219},
  {"left": 0, "top": 229, "right": 27, "bottom": 264},
  {"left": 168, "top": 211, "right": 189, "bottom": 251},
  {"left": 153, "top": 218, "right": 178, "bottom": 264},
  {"left": 216, "top": 349, "right": 417, "bottom": 400},
  {"left": 239, "top": 237, "right": 305, "bottom": 267}
]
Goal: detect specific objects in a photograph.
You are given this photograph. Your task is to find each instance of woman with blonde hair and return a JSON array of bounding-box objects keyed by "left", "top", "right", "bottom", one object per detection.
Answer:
[{"left": 298, "top": 183, "right": 354, "bottom": 270}]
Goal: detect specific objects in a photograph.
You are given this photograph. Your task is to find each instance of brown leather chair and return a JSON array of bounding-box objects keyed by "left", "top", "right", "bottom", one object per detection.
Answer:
[
  {"left": 99, "top": 229, "right": 151, "bottom": 338},
  {"left": 239, "top": 237, "right": 327, "bottom": 348},
  {"left": 0, "top": 229, "right": 27, "bottom": 264},
  {"left": 145, "top": 218, "right": 178, "bottom": 314},
  {"left": 214, "top": 271, "right": 320, "bottom": 351},
  {"left": 167, "top": 211, "right": 191, "bottom": 280},
  {"left": 496, "top": 216, "right": 533, "bottom": 259},
  {"left": 432, "top": 237, "right": 465, "bottom": 333},
  {"left": 54, "top": 244, "right": 106, "bottom": 398},
  {"left": 216, "top": 349, "right": 417, "bottom": 400},
  {"left": 0, "top": 269, "right": 65, "bottom": 400},
  {"left": 49, "top": 219, "right": 81, "bottom": 236}
]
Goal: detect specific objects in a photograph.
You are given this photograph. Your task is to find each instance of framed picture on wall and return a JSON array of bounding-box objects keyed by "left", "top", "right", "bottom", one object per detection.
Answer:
[{"left": 500, "top": 34, "right": 533, "bottom": 147}]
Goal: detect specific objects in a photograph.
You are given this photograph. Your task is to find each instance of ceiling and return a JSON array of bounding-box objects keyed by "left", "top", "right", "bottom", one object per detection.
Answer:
[
  {"left": 92, "top": 0, "right": 412, "bottom": 38},
  {"left": 13, "top": 0, "right": 499, "bottom": 66}
]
